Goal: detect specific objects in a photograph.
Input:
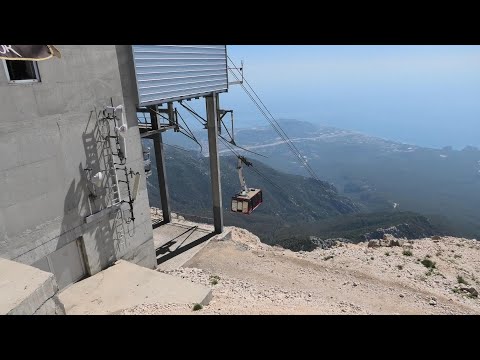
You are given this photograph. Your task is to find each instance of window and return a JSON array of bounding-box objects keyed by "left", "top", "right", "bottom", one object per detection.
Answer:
[{"left": 3, "top": 60, "right": 40, "bottom": 83}]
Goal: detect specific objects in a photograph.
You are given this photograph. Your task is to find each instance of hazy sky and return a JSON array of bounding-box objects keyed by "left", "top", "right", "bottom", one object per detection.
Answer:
[{"left": 217, "top": 45, "right": 480, "bottom": 149}]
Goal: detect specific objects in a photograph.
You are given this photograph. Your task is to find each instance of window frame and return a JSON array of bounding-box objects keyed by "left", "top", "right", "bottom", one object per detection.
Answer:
[{"left": 2, "top": 59, "right": 41, "bottom": 84}]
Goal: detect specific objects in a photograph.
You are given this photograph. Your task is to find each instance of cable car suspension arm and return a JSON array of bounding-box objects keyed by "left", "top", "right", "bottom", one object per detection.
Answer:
[{"left": 237, "top": 156, "right": 252, "bottom": 195}]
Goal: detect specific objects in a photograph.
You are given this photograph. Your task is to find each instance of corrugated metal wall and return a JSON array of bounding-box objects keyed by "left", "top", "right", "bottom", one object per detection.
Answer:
[{"left": 132, "top": 45, "right": 228, "bottom": 106}]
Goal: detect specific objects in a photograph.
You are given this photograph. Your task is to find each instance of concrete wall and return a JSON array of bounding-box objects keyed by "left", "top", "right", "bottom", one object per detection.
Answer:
[
  {"left": 0, "top": 258, "right": 65, "bottom": 315},
  {"left": 0, "top": 45, "right": 155, "bottom": 283}
]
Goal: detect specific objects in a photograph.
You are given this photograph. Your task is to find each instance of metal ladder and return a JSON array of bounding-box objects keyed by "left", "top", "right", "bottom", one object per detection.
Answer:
[
  {"left": 93, "top": 109, "right": 126, "bottom": 242},
  {"left": 97, "top": 122, "right": 121, "bottom": 206},
  {"left": 105, "top": 132, "right": 126, "bottom": 242}
]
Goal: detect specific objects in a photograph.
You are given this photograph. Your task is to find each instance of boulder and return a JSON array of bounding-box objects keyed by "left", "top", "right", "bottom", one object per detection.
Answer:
[
  {"left": 367, "top": 240, "right": 380, "bottom": 248},
  {"left": 460, "top": 286, "right": 478, "bottom": 297},
  {"left": 383, "top": 234, "right": 395, "bottom": 241},
  {"left": 387, "top": 238, "right": 403, "bottom": 247}
]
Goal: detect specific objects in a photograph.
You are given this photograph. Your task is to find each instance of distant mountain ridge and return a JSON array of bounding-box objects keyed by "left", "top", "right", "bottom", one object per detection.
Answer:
[
  {"left": 144, "top": 141, "right": 447, "bottom": 251},
  {"left": 146, "top": 144, "right": 360, "bottom": 222},
  {"left": 163, "top": 119, "right": 480, "bottom": 239}
]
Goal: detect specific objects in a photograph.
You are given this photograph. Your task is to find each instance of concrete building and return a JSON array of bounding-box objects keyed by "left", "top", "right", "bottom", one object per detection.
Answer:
[{"left": 0, "top": 45, "right": 156, "bottom": 290}]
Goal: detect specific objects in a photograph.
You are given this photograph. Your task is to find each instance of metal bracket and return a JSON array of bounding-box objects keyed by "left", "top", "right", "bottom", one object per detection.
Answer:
[
  {"left": 84, "top": 202, "right": 129, "bottom": 224},
  {"left": 238, "top": 155, "right": 252, "bottom": 167},
  {"left": 218, "top": 109, "right": 235, "bottom": 144},
  {"left": 228, "top": 60, "right": 244, "bottom": 86}
]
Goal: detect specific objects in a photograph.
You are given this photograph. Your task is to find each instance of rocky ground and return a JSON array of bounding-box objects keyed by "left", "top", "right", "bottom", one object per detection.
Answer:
[{"left": 122, "top": 225, "right": 480, "bottom": 315}]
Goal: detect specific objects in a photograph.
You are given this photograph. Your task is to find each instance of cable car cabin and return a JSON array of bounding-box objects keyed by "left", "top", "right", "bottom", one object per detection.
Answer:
[{"left": 231, "top": 188, "right": 263, "bottom": 214}]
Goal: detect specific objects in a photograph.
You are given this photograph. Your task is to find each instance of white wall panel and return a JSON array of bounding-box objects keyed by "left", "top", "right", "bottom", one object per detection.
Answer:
[{"left": 132, "top": 45, "right": 228, "bottom": 106}]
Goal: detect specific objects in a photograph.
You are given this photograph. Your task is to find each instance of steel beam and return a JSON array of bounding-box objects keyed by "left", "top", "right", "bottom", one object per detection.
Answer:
[
  {"left": 206, "top": 93, "right": 224, "bottom": 234},
  {"left": 149, "top": 105, "right": 171, "bottom": 223},
  {"left": 140, "top": 125, "right": 177, "bottom": 138}
]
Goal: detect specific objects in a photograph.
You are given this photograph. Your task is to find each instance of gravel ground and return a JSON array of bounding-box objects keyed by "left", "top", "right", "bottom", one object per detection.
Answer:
[{"left": 122, "top": 226, "right": 480, "bottom": 315}]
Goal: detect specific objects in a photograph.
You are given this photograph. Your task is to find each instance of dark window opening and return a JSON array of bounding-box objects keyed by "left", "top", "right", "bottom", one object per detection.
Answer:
[{"left": 4, "top": 60, "right": 40, "bottom": 82}]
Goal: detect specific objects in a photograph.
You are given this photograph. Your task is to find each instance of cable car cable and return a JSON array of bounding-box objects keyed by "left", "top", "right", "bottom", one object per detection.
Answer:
[
  {"left": 220, "top": 117, "right": 235, "bottom": 143},
  {"left": 228, "top": 142, "right": 268, "bottom": 159},
  {"left": 147, "top": 105, "right": 204, "bottom": 153},
  {"left": 176, "top": 110, "right": 196, "bottom": 139},
  {"left": 229, "top": 69, "right": 318, "bottom": 180},
  {"left": 163, "top": 139, "right": 275, "bottom": 214},
  {"left": 227, "top": 59, "right": 322, "bottom": 183},
  {"left": 176, "top": 109, "right": 203, "bottom": 153},
  {"left": 179, "top": 102, "right": 207, "bottom": 126},
  {"left": 145, "top": 106, "right": 172, "bottom": 125},
  {"left": 228, "top": 56, "right": 313, "bottom": 168},
  {"left": 218, "top": 134, "right": 241, "bottom": 157},
  {"left": 218, "top": 134, "right": 268, "bottom": 158},
  {"left": 218, "top": 135, "right": 289, "bottom": 196},
  {"left": 228, "top": 66, "right": 319, "bottom": 181}
]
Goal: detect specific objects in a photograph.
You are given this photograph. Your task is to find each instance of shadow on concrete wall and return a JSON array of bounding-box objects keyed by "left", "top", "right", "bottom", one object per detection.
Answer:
[{"left": 58, "top": 108, "right": 127, "bottom": 274}]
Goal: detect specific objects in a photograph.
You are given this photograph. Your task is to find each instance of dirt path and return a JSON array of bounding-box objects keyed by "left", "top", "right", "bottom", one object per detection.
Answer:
[{"left": 122, "top": 227, "right": 480, "bottom": 315}]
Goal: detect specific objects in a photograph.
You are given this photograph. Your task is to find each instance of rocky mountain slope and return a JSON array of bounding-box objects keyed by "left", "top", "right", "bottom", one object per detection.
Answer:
[
  {"left": 122, "top": 223, "right": 479, "bottom": 315},
  {"left": 146, "top": 144, "right": 359, "bottom": 219},
  {"left": 145, "top": 143, "right": 362, "bottom": 243},
  {"left": 145, "top": 143, "right": 445, "bottom": 249}
]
